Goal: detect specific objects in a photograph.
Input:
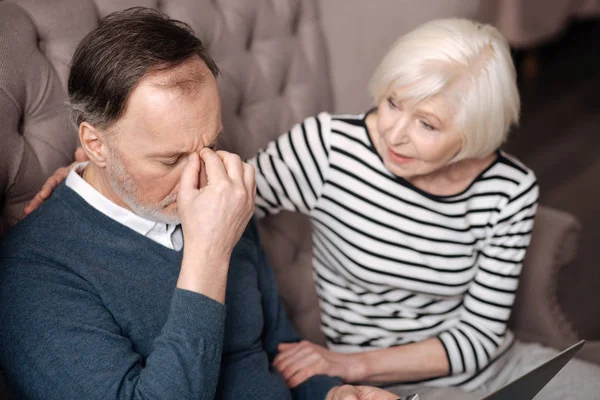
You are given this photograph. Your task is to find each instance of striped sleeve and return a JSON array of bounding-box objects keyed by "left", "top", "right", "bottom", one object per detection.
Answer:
[
  {"left": 438, "top": 172, "right": 539, "bottom": 376},
  {"left": 247, "top": 112, "right": 332, "bottom": 218}
]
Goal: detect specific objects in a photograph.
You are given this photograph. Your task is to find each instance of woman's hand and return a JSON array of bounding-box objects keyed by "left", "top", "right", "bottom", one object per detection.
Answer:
[
  {"left": 273, "top": 341, "right": 364, "bottom": 387},
  {"left": 24, "top": 147, "right": 88, "bottom": 216}
]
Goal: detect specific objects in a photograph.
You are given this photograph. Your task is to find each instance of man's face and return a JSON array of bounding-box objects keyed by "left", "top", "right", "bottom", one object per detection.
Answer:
[{"left": 103, "top": 57, "right": 222, "bottom": 224}]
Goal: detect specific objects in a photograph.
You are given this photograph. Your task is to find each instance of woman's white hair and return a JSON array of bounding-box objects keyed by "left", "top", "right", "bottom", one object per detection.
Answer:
[{"left": 369, "top": 18, "right": 520, "bottom": 160}]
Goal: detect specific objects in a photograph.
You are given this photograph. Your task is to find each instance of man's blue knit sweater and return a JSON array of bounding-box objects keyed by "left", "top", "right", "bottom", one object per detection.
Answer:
[{"left": 0, "top": 183, "right": 341, "bottom": 399}]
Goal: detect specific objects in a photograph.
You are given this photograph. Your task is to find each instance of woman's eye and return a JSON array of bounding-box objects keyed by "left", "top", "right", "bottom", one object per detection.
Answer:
[
  {"left": 387, "top": 98, "right": 398, "bottom": 109},
  {"left": 421, "top": 121, "right": 435, "bottom": 131}
]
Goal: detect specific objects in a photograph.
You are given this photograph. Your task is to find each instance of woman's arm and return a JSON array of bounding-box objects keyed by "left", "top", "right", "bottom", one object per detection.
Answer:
[
  {"left": 435, "top": 174, "right": 539, "bottom": 377},
  {"left": 275, "top": 172, "right": 540, "bottom": 386},
  {"left": 248, "top": 112, "right": 332, "bottom": 218},
  {"left": 354, "top": 337, "right": 450, "bottom": 382},
  {"left": 274, "top": 337, "right": 449, "bottom": 387}
]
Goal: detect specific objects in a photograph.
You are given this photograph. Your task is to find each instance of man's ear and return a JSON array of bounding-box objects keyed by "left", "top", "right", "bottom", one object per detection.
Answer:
[{"left": 79, "top": 122, "right": 109, "bottom": 168}]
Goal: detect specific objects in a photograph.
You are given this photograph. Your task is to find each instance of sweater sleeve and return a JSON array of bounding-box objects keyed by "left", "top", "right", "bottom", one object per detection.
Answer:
[
  {"left": 0, "top": 258, "right": 226, "bottom": 400},
  {"left": 247, "top": 220, "right": 343, "bottom": 400},
  {"left": 247, "top": 112, "right": 332, "bottom": 218},
  {"left": 437, "top": 172, "right": 539, "bottom": 376}
]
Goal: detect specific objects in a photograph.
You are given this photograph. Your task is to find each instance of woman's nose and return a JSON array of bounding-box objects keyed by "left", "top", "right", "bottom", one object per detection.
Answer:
[{"left": 386, "top": 116, "right": 410, "bottom": 145}]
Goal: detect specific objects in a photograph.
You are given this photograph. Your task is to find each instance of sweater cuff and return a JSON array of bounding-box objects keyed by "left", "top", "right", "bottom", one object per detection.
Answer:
[
  {"left": 437, "top": 331, "right": 460, "bottom": 376},
  {"left": 163, "top": 288, "right": 226, "bottom": 346},
  {"left": 291, "top": 374, "right": 343, "bottom": 400}
]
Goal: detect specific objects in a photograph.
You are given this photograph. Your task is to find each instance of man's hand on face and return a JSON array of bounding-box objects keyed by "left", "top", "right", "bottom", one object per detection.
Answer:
[
  {"left": 326, "top": 385, "right": 400, "bottom": 400},
  {"left": 176, "top": 148, "right": 256, "bottom": 302},
  {"left": 177, "top": 148, "right": 256, "bottom": 253}
]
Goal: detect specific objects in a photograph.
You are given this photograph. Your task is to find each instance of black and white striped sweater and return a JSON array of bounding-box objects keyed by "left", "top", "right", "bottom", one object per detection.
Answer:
[{"left": 248, "top": 111, "right": 538, "bottom": 389}]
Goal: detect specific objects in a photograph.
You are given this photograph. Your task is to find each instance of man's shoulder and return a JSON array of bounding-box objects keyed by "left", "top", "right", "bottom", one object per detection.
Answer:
[{"left": 1, "top": 184, "right": 89, "bottom": 260}]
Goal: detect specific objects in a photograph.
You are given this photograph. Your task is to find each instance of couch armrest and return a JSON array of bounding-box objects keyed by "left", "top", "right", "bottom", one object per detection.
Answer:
[{"left": 509, "top": 205, "right": 581, "bottom": 349}]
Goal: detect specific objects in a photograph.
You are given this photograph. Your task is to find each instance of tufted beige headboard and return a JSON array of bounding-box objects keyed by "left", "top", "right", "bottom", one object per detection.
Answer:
[{"left": 0, "top": 0, "right": 330, "bottom": 343}]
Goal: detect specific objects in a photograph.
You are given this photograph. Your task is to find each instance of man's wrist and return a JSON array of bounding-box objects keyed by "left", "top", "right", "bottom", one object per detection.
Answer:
[
  {"left": 181, "top": 226, "right": 237, "bottom": 258},
  {"left": 177, "top": 249, "right": 231, "bottom": 303},
  {"left": 182, "top": 242, "right": 231, "bottom": 264}
]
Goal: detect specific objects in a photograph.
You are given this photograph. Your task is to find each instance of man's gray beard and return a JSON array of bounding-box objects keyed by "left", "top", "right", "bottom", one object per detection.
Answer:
[{"left": 106, "top": 147, "right": 180, "bottom": 225}]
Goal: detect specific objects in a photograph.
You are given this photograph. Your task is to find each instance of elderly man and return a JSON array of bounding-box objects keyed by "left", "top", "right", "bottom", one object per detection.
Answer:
[{"left": 0, "top": 8, "right": 398, "bottom": 400}]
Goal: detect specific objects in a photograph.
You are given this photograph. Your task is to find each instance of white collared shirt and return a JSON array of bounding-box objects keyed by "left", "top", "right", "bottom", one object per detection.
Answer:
[{"left": 65, "top": 162, "right": 183, "bottom": 251}]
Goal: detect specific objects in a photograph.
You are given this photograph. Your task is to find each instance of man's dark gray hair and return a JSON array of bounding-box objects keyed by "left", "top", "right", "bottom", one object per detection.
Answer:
[{"left": 68, "top": 7, "right": 219, "bottom": 130}]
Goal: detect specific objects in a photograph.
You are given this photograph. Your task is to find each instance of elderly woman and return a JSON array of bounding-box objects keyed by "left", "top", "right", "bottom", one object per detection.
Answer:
[
  {"left": 27, "top": 18, "right": 600, "bottom": 399},
  {"left": 247, "top": 18, "right": 600, "bottom": 399}
]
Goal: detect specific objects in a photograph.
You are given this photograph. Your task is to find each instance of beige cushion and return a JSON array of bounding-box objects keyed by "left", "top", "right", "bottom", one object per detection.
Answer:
[{"left": 509, "top": 205, "right": 580, "bottom": 347}]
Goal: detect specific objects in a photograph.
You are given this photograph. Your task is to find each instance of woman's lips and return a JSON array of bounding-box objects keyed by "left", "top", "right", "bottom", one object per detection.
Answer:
[{"left": 388, "top": 148, "right": 415, "bottom": 165}]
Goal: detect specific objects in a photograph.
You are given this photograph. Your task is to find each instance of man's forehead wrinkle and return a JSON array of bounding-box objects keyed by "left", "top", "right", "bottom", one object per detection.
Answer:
[{"left": 147, "top": 117, "right": 220, "bottom": 157}]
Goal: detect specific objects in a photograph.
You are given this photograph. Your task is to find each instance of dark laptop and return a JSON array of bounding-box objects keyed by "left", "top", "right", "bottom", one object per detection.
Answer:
[
  {"left": 404, "top": 340, "right": 585, "bottom": 400},
  {"left": 483, "top": 340, "right": 585, "bottom": 399}
]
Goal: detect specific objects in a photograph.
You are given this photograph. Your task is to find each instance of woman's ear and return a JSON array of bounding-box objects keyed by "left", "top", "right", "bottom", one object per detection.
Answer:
[{"left": 79, "top": 122, "right": 109, "bottom": 168}]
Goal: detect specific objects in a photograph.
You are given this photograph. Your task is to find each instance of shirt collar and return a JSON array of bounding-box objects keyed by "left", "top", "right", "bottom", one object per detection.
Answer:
[{"left": 65, "top": 162, "right": 172, "bottom": 238}]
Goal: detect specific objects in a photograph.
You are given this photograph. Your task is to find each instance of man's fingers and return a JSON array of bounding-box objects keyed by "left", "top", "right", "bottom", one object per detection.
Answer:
[
  {"left": 243, "top": 162, "right": 256, "bottom": 196},
  {"left": 328, "top": 385, "right": 360, "bottom": 400},
  {"left": 198, "top": 158, "right": 208, "bottom": 189},
  {"left": 356, "top": 386, "right": 399, "bottom": 400},
  {"left": 178, "top": 153, "right": 200, "bottom": 200},
  {"left": 216, "top": 150, "right": 243, "bottom": 182},
  {"left": 199, "top": 148, "right": 227, "bottom": 182}
]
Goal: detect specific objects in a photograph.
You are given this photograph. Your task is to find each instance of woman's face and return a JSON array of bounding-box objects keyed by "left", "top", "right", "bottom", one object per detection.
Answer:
[{"left": 371, "top": 93, "right": 464, "bottom": 180}]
